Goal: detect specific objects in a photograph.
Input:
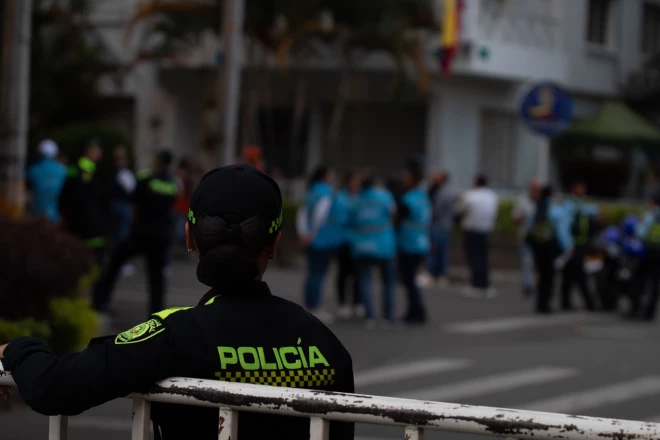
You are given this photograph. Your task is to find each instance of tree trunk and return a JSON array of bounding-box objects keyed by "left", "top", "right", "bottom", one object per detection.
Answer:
[{"left": 0, "top": 0, "right": 32, "bottom": 220}]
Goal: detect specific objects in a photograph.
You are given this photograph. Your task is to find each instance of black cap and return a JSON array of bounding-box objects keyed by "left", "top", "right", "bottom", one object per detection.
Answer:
[{"left": 189, "top": 165, "right": 282, "bottom": 243}]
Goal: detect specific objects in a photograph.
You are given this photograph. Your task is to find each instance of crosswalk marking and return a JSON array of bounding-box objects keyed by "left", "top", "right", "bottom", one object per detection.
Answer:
[
  {"left": 396, "top": 367, "right": 579, "bottom": 402},
  {"left": 354, "top": 358, "right": 471, "bottom": 389},
  {"left": 444, "top": 313, "right": 606, "bottom": 335},
  {"left": 520, "top": 376, "right": 660, "bottom": 413}
]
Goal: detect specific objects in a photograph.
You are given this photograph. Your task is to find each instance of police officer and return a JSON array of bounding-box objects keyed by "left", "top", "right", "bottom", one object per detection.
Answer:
[
  {"left": 351, "top": 175, "right": 397, "bottom": 328},
  {"left": 397, "top": 165, "right": 432, "bottom": 324},
  {"left": 560, "top": 181, "right": 598, "bottom": 311},
  {"left": 631, "top": 192, "right": 660, "bottom": 321},
  {"left": 93, "top": 150, "right": 177, "bottom": 316},
  {"left": 58, "top": 141, "right": 105, "bottom": 263},
  {"left": 0, "top": 164, "right": 354, "bottom": 440},
  {"left": 525, "top": 186, "right": 571, "bottom": 314}
]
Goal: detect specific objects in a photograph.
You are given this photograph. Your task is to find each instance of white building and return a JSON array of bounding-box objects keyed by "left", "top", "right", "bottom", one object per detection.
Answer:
[{"left": 91, "top": 0, "right": 659, "bottom": 196}]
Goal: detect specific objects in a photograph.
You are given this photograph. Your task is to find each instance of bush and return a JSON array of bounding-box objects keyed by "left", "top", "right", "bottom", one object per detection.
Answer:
[{"left": 0, "top": 218, "right": 98, "bottom": 354}]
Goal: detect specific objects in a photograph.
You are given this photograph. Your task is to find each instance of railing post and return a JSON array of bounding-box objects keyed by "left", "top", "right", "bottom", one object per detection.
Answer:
[
  {"left": 310, "top": 417, "right": 330, "bottom": 440},
  {"left": 405, "top": 426, "right": 424, "bottom": 440},
  {"left": 218, "top": 407, "right": 238, "bottom": 440},
  {"left": 48, "top": 415, "right": 68, "bottom": 440},
  {"left": 131, "top": 398, "right": 151, "bottom": 440}
]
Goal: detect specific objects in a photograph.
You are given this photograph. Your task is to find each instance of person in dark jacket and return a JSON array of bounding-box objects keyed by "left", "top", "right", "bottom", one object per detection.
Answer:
[
  {"left": 58, "top": 141, "right": 105, "bottom": 263},
  {"left": 92, "top": 150, "right": 177, "bottom": 317},
  {"left": 0, "top": 164, "right": 354, "bottom": 440}
]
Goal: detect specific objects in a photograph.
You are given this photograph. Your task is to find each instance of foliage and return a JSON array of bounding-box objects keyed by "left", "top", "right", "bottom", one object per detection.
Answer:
[
  {"left": 49, "top": 297, "right": 99, "bottom": 354},
  {"left": 29, "top": 0, "right": 117, "bottom": 145},
  {"left": 0, "top": 318, "right": 51, "bottom": 343}
]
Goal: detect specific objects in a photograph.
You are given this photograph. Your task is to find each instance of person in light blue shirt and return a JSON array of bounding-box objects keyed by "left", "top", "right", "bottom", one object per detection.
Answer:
[
  {"left": 297, "top": 166, "right": 341, "bottom": 323},
  {"left": 631, "top": 192, "right": 660, "bottom": 321},
  {"left": 525, "top": 186, "right": 572, "bottom": 314},
  {"left": 334, "top": 171, "right": 363, "bottom": 319},
  {"left": 25, "top": 140, "right": 67, "bottom": 222},
  {"left": 397, "top": 166, "right": 432, "bottom": 324},
  {"left": 350, "top": 175, "right": 397, "bottom": 327},
  {"left": 559, "top": 181, "right": 598, "bottom": 311}
]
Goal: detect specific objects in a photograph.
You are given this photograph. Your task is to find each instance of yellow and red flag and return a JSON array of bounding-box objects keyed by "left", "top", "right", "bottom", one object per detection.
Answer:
[{"left": 439, "top": 0, "right": 463, "bottom": 77}]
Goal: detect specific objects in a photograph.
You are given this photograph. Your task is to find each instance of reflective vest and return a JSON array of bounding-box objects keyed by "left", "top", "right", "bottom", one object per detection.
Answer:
[
  {"left": 305, "top": 182, "right": 342, "bottom": 250},
  {"left": 398, "top": 188, "right": 431, "bottom": 254},
  {"left": 351, "top": 188, "right": 396, "bottom": 259}
]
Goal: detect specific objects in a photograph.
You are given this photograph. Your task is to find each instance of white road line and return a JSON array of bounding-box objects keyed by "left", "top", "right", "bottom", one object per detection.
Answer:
[
  {"left": 396, "top": 367, "right": 579, "bottom": 402},
  {"left": 520, "top": 376, "right": 660, "bottom": 413},
  {"left": 444, "top": 313, "right": 605, "bottom": 335},
  {"left": 354, "top": 358, "right": 472, "bottom": 389}
]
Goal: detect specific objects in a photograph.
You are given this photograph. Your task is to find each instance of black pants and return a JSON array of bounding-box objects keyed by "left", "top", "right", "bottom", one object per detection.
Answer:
[
  {"left": 336, "top": 244, "right": 360, "bottom": 306},
  {"left": 464, "top": 231, "right": 490, "bottom": 289},
  {"left": 93, "top": 235, "right": 170, "bottom": 316},
  {"left": 399, "top": 252, "right": 426, "bottom": 322},
  {"left": 561, "top": 247, "right": 595, "bottom": 311},
  {"left": 631, "top": 251, "right": 660, "bottom": 320},
  {"left": 532, "top": 243, "right": 556, "bottom": 313}
]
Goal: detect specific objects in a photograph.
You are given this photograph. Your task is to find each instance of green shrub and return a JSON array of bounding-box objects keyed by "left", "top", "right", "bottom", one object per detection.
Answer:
[
  {"left": 0, "top": 318, "right": 51, "bottom": 343},
  {"left": 49, "top": 297, "right": 99, "bottom": 355}
]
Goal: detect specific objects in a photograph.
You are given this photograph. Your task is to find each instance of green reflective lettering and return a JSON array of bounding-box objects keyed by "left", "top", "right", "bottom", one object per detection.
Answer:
[
  {"left": 238, "top": 347, "right": 259, "bottom": 370},
  {"left": 218, "top": 347, "right": 238, "bottom": 369},
  {"left": 297, "top": 347, "right": 309, "bottom": 368},
  {"left": 258, "top": 347, "right": 277, "bottom": 370},
  {"left": 309, "top": 346, "right": 329, "bottom": 368},
  {"left": 279, "top": 347, "right": 301, "bottom": 369},
  {"left": 273, "top": 347, "right": 283, "bottom": 369}
]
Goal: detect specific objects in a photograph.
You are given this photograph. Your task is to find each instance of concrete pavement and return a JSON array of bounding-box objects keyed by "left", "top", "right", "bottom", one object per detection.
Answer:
[{"left": 2, "top": 259, "right": 660, "bottom": 440}]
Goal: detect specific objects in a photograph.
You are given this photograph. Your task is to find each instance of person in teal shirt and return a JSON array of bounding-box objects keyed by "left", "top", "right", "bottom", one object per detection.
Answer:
[
  {"left": 26, "top": 140, "right": 66, "bottom": 222},
  {"left": 631, "top": 192, "right": 660, "bottom": 321},
  {"left": 559, "top": 181, "right": 598, "bottom": 311},
  {"left": 350, "top": 175, "right": 397, "bottom": 327},
  {"left": 397, "top": 165, "right": 432, "bottom": 324}
]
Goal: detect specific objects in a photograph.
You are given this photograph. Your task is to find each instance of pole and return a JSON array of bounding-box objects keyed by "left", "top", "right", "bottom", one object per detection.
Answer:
[
  {"left": 0, "top": 0, "right": 32, "bottom": 219},
  {"left": 537, "top": 136, "right": 550, "bottom": 184},
  {"left": 218, "top": 0, "right": 245, "bottom": 166}
]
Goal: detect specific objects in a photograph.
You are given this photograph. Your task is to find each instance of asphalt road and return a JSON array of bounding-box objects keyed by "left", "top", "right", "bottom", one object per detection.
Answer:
[{"left": 3, "top": 258, "right": 660, "bottom": 440}]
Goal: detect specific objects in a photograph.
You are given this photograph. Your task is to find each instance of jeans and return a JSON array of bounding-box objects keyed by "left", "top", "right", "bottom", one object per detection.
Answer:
[
  {"left": 521, "top": 243, "right": 534, "bottom": 290},
  {"left": 357, "top": 257, "right": 397, "bottom": 321},
  {"left": 304, "top": 248, "right": 335, "bottom": 309},
  {"left": 428, "top": 225, "right": 450, "bottom": 278},
  {"left": 110, "top": 201, "right": 133, "bottom": 250},
  {"left": 464, "top": 230, "right": 490, "bottom": 289},
  {"left": 561, "top": 246, "right": 595, "bottom": 311},
  {"left": 399, "top": 252, "right": 426, "bottom": 321},
  {"left": 532, "top": 243, "right": 556, "bottom": 313}
]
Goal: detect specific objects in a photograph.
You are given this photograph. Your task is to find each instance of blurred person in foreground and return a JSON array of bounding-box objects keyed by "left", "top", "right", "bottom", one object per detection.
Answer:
[
  {"left": 560, "top": 181, "right": 598, "bottom": 311},
  {"left": 25, "top": 139, "right": 67, "bottom": 222},
  {"left": 59, "top": 140, "right": 105, "bottom": 264},
  {"left": 513, "top": 178, "right": 542, "bottom": 297},
  {"left": 335, "top": 170, "right": 364, "bottom": 319},
  {"left": 631, "top": 192, "right": 660, "bottom": 321},
  {"left": 0, "top": 164, "right": 354, "bottom": 440},
  {"left": 296, "top": 166, "right": 342, "bottom": 323},
  {"left": 92, "top": 151, "right": 177, "bottom": 318},
  {"left": 418, "top": 171, "right": 456, "bottom": 288},
  {"left": 351, "top": 175, "right": 398, "bottom": 328},
  {"left": 397, "top": 165, "right": 432, "bottom": 324},
  {"left": 525, "top": 186, "right": 571, "bottom": 314},
  {"left": 456, "top": 174, "right": 499, "bottom": 298}
]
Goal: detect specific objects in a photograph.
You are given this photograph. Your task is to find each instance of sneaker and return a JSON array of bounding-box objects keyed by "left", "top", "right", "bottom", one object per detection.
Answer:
[
  {"left": 353, "top": 304, "right": 366, "bottom": 319},
  {"left": 336, "top": 305, "right": 352, "bottom": 320},
  {"left": 416, "top": 272, "right": 433, "bottom": 288}
]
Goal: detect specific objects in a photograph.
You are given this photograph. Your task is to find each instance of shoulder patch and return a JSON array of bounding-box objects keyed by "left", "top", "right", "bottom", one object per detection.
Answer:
[
  {"left": 115, "top": 318, "right": 164, "bottom": 345},
  {"left": 152, "top": 306, "right": 192, "bottom": 320}
]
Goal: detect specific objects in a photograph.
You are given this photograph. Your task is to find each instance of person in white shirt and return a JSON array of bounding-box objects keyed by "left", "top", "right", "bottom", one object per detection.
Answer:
[
  {"left": 512, "top": 178, "right": 542, "bottom": 297},
  {"left": 456, "top": 174, "right": 499, "bottom": 297}
]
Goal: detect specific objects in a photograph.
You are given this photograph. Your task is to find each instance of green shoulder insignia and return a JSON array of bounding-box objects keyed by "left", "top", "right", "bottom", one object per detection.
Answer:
[
  {"left": 152, "top": 306, "right": 192, "bottom": 320},
  {"left": 115, "top": 318, "right": 164, "bottom": 345}
]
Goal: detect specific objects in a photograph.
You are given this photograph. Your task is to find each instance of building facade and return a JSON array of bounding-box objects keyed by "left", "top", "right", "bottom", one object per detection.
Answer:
[{"left": 92, "top": 0, "right": 657, "bottom": 196}]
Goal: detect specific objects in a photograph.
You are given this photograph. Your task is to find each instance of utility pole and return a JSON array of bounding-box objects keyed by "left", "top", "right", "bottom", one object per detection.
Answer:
[
  {"left": 218, "top": 0, "right": 245, "bottom": 166},
  {"left": 0, "top": 0, "right": 33, "bottom": 220}
]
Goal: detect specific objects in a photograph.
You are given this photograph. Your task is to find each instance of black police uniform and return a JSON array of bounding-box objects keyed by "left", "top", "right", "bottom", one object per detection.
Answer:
[
  {"left": 93, "top": 169, "right": 177, "bottom": 315},
  {"left": 59, "top": 157, "right": 106, "bottom": 262},
  {"left": 5, "top": 282, "right": 354, "bottom": 439}
]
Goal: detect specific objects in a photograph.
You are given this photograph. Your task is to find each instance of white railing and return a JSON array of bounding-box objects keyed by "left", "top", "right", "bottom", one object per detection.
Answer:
[{"left": 2, "top": 371, "right": 659, "bottom": 440}]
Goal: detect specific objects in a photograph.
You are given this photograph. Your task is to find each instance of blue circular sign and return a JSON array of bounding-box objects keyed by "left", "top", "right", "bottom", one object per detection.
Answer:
[{"left": 520, "top": 83, "right": 574, "bottom": 138}]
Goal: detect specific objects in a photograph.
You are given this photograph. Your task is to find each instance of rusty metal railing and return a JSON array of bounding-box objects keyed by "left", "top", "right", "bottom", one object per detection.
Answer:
[{"left": 1, "top": 371, "right": 659, "bottom": 440}]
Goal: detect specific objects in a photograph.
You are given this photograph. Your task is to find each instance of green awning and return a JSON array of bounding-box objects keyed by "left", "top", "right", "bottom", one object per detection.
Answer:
[{"left": 555, "top": 101, "right": 660, "bottom": 147}]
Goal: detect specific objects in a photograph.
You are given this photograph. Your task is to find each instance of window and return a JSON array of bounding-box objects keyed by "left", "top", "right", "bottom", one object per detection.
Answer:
[
  {"left": 642, "top": 3, "right": 660, "bottom": 54},
  {"left": 478, "top": 110, "right": 518, "bottom": 189},
  {"left": 586, "top": 0, "right": 612, "bottom": 46}
]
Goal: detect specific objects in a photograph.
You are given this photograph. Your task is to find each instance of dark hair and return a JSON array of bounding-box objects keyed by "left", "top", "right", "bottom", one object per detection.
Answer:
[
  {"left": 178, "top": 158, "right": 192, "bottom": 170},
  {"left": 534, "top": 185, "right": 553, "bottom": 223},
  {"left": 475, "top": 174, "right": 488, "bottom": 187},
  {"left": 406, "top": 166, "right": 424, "bottom": 187},
  {"left": 156, "top": 150, "right": 173, "bottom": 168},
  {"left": 343, "top": 170, "right": 357, "bottom": 187},
  {"left": 362, "top": 175, "right": 376, "bottom": 190},
  {"left": 308, "top": 165, "right": 329, "bottom": 188}
]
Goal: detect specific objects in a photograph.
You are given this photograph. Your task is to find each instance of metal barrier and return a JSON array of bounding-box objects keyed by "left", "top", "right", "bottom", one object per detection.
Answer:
[{"left": 2, "top": 371, "right": 659, "bottom": 440}]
